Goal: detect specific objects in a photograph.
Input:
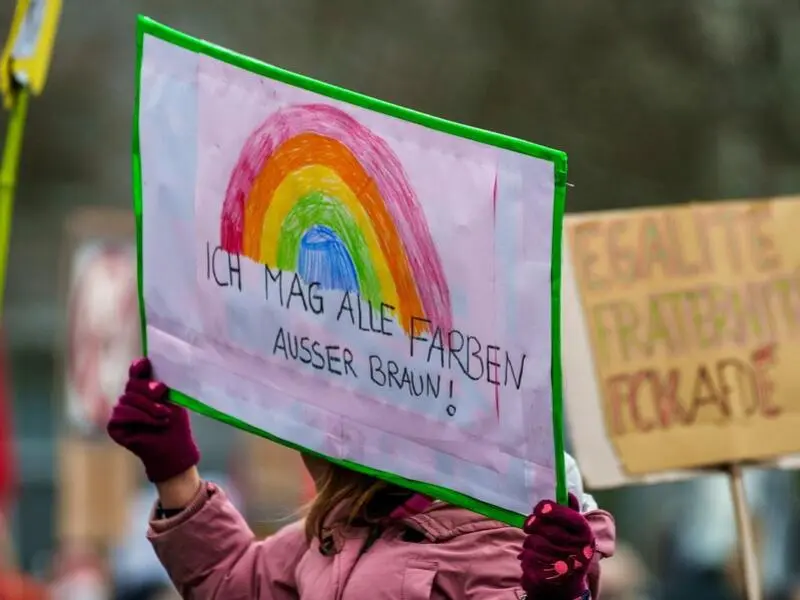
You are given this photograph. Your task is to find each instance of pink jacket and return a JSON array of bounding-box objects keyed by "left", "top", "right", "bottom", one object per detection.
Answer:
[{"left": 148, "top": 482, "right": 616, "bottom": 599}]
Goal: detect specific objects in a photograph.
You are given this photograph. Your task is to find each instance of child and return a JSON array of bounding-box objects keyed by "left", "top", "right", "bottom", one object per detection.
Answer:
[{"left": 108, "top": 358, "right": 616, "bottom": 599}]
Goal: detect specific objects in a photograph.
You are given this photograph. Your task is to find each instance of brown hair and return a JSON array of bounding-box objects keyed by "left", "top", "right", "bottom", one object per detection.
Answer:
[{"left": 304, "top": 462, "right": 406, "bottom": 542}]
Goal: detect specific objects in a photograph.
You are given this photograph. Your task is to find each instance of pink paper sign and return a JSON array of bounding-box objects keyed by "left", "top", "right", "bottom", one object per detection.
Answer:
[{"left": 134, "top": 18, "right": 568, "bottom": 521}]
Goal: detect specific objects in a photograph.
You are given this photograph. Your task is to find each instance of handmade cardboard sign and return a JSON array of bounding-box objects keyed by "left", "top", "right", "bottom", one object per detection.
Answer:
[
  {"left": 134, "top": 17, "right": 568, "bottom": 522},
  {"left": 237, "top": 433, "right": 310, "bottom": 529},
  {"left": 562, "top": 198, "right": 800, "bottom": 482},
  {"left": 57, "top": 436, "right": 136, "bottom": 545}
]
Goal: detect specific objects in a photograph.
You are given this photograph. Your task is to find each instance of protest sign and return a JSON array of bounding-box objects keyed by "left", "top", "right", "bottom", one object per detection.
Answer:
[
  {"left": 61, "top": 209, "right": 139, "bottom": 436},
  {"left": 0, "top": 0, "right": 61, "bottom": 314},
  {"left": 57, "top": 436, "right": 136, "bottom": 545},
  {"left": 0, "top": 0, "right": 62, "bottom": 107},
  {"left": 563, "top": 198, "right": 800, "bottom": 480},
  {"left": 237, "top": 433, "right": 309, "bottom": 529},
  {"left": 134, "top": 16, "right": 568, "bottom": 522}
]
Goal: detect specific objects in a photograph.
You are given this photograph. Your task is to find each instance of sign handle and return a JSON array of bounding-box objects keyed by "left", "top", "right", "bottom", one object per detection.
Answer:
[
  {"left": 727, "top": 463, "right": 762, "bottom": 600},
  {"left": 0, "top": 86, "right": 30, "bottom": 315}
]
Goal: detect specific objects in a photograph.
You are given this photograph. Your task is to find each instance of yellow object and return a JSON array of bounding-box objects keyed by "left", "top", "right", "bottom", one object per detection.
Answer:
[
  {"left": 0, "top": 0, "right": 61, "bottom": 313},
  {"left": 0, "top": 0, "right": 62, "bottom": 109},
  {"left": 259, "top": 165, "right": 401, "bottom": 312},
  {"left": 0, "top": 88, "right": 29, "bottom": 315}
]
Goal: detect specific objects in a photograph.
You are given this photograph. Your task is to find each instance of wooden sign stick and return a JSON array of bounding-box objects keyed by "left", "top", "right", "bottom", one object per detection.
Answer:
[{"left": 727, "top": 463, "right": 762, "bottom": 600}]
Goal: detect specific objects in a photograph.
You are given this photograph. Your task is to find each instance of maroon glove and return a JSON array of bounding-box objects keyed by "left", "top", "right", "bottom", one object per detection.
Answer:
[
  {"left": 519, "top": 494, "right": 596, "bottom": 600},
  {"left": 107, "top": 358, "right": 200, "bottom": 483}
]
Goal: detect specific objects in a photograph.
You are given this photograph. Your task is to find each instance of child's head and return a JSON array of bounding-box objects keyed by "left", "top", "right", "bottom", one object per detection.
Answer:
[{"left": 302, "top": 455, "right": 394, "bottom": 542}]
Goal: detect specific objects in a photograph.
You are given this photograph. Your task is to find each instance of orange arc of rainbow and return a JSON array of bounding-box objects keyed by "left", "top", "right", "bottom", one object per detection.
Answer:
[{"left": 242, "top": 133, "right": 426, "bottom": 334}]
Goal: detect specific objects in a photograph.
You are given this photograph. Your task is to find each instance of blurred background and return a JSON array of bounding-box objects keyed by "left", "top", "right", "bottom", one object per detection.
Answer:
[{"left": 2, "top": 1, "right": 800, "bottom": 599}]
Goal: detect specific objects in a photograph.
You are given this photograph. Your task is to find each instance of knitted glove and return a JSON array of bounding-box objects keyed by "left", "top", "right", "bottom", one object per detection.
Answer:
[
  {"left": 519, "top": 494, "right": 596, "bottom": 600},
  {"left": 106, "top": 358, "right": 199, "bottom": 483}
]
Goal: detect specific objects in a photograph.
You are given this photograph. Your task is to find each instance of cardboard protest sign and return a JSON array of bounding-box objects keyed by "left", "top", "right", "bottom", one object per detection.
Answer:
[
  {"left": 134, "top": 16, "right": 568, "bottom": 522},
  {"left": 57, "top": 436, "right": 136, "bottom": 545},
  {"left": 563, "top": 198, "right": 800, "bottom": 482},
  {"left": 237, "top": 433, "right": 309, "bottom": 527}
]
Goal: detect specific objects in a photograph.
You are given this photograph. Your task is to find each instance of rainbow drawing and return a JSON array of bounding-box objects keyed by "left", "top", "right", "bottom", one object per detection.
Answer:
[{"left": 220, "top": 103, "right": 452, "bottom": 336}]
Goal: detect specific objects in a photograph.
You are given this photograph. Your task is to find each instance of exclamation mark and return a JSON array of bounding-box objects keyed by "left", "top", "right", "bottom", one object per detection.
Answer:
[{"left": 446, "top": 380, "right": 456, "bottom": 417}]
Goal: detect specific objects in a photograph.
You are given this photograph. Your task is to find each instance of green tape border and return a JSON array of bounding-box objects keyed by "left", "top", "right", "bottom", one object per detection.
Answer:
[{"left": 132, "top": 15, "right": 569, "bottom": 526}]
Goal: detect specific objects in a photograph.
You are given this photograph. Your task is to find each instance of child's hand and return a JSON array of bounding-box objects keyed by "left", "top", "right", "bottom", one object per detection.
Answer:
[
  {"left": 106, "top": 358, "right": 200, "bottom": 483},
  {"left": 519, "top": 494, "right": 596, "bottom": 600}
]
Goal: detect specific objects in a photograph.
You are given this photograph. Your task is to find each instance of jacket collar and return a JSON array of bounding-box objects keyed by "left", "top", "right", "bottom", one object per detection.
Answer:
[
  {"left": 320, "top": 493, "right": 513, "bottom": 544},
  {"left": 402, "top": 502, "right": 513, "bottom": 542}
]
